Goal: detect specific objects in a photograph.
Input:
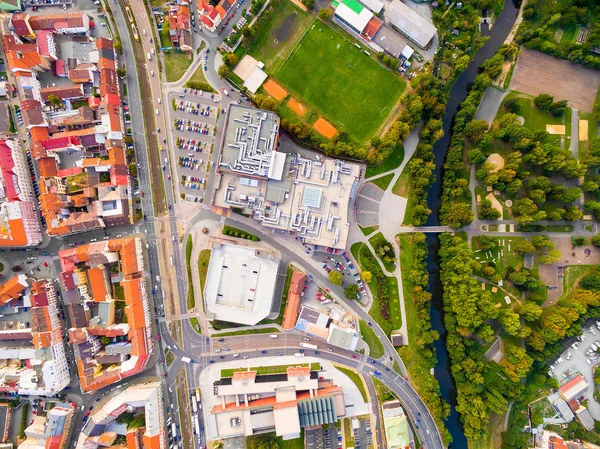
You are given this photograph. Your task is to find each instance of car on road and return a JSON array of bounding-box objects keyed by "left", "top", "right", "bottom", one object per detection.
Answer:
[{"left": 261, "top": 350, "right": 267, "bottom": 354}]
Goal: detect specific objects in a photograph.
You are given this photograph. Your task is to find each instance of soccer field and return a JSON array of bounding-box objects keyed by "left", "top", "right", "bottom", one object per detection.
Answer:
[{"left": 275, "top": 20, "right": 406, "bottom": 142}]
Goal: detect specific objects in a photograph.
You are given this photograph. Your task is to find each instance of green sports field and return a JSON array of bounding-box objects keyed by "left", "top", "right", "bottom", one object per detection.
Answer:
[{"left": 275, "top": 20, "right": 406, "bottom": 142}]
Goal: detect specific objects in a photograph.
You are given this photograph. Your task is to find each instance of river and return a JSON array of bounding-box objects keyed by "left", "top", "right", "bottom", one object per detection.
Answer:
[{"left": 424, "top": 1, "right": 520, "bottom": 447}]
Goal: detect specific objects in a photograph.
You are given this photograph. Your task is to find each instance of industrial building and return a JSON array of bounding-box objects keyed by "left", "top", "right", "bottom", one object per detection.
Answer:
[
  {"left": 209, "top": 366, "right": 345, "bottom": 440},
  {"left": 332, "top": 0, "right": 382, "bottom": 41},
  {"left": 212, "top": 105, "right": 361, "bottom": 250},
  {"left": 203, "top": 242, "right": 280, "bottom": 325},
  {"left": 384, "top": 0, "right": 437, "bottom": 48}
]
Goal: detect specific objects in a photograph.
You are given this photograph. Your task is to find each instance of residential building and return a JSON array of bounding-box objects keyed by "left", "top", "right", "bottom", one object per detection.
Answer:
[
  {"left": 209, "top": 366, "right": 345, "bottom": 440},
  {"left": 59, "top": 237, "right": 153, "bottom": 391},
  {"left": 212, "top": 105, "right": 361, "bottom": 250},
  {"left": 381, "top": 400, "right": 412, "bottom": 449},
  {"left": 168, "top": 5, "right": 193, "bottom": 51},
  {"left": 198, "top": 0, "right": 234, "bottom": 32},
  {"left": 0, "top": 31, "right": 133, "bottom": 236},
  {"left": 383, "top": 0, "right": 437, "bottom": 49},
  {"left": 76, "top": 382, "right": 166, "bottom": 449},
  {"left": 0, "top": 276, "right": 70, "bottom": 396},
  {"left": 0, "top": 139, "right": 43, "bottom": 247},
  {"left": 558, "top": 374, "right": 588, "bottom": 402},
  {"left": 18, "top": 402, "right": 75, "bottom": 449},
  {"left": 203, "top": 242, "right": 280, "bottom": 326}
]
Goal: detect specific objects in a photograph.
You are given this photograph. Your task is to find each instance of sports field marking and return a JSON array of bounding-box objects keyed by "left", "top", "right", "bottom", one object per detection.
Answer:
[
  {"left": 263, "top": 79, "right": 288, "bottom": 101},
  {"left": 286, "top": 97, "right": 307, "bottom": 117},
  {"left": 313, "top": 117, "right": 337, "bottom": 139},
  {"left": 546, "top": 124, "right": 565, "bottom": 134},
  {"left": 579, "top": 119, "right": 589, "bottom": 141}
]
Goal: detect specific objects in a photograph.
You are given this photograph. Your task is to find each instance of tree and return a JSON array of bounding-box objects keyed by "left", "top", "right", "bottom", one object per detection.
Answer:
[
  {"left": 463, "top": 120, "right": 489, "bottom": 144},
  {"left": 592, "top": 234, "right": 600, "bottom": 247},
  {"left": 360, "top": 271, "right": 372, "bottom": 283},
  {"left": 540, "top": 249, "right": 562, "bottom": 264},
  {"left": 445, "top": 202, "right": 473, "bottom": 228},
  {"left": 533, "top": 93, "right": 554, "bottom": 110},
  {"left": 117, "top": 67, "right": 126, "bottom": 78},
  {"left": 47, "top": 94, "right": 62, "bottom": 108},
  {"left": 217, "top": 64, "right": 229, "bottom": 78},
  {"left": 114, "top": 40, "right": 123, "bottom": 54},
  {"left": 478, "top": 199, "right": 501, "bottom": 220},
  {"left": 482, "top": 266, "right": 496, "bottom": 278},
  {"left": 512, "top": 239, "right": 535, "bottom": 254},
  {"left": 302, "top": 0, "right": 314, "bottom": 9},
  {"left": 549, "top": 100, "right": 568, "bottom": 117},
  {"left": 329, "top": 271, "right": 343, "bottom": 285},
  {"left": 318, "top": 7, "right": 332, "bottom": 20},
  {"left": 517, "top": 302, "right": 543, "bottom": 322},
  {"left": 100, "top": 336, "right": 112, "bottom": 345},
  {"left": 344, "top": 284, "right": 360, "bottom": 299},
  {"left": 224, "top": 53, "right": 239, "bottom": 67}
]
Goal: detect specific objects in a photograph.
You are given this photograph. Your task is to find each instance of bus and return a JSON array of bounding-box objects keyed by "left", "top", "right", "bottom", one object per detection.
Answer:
[
  {"left": 195, "top": 388, "right": 201, "bottom": 402},
  {"left": 299, "top": 342, "right": 317, "bottom": 350},
  {"left": 171, "top": 423, "right": 177, "bottom": 438},
  {"left": 125, "top": 6, "right": 134, "bottom": 23},
  {"left": 131, "top": 24, "right": 140, "bottom": 41}
]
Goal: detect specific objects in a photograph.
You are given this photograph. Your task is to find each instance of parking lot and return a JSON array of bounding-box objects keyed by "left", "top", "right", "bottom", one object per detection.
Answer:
[
  {"left": 353, "top": 417, "right": 372, "bottom": 449},
  {"left": 168, "top": 88, "right": 220, "bottom": 203},
  {"left": 311, "top": 248, "right": 367, "bottom": 299},
  {"left": 551, "top": 320, "right": 600, "bottom": 420},
  {"left": 305, "top": 425, "right": 342, "bottom": 449}
]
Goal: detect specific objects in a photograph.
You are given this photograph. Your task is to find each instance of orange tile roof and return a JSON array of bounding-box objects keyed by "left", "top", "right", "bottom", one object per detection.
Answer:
[
  {"left": 273, "top": 400, "right": 297, "bottom": 410},
  {"left": 287, "top": 367, "right": 310, "bottom": 377},
  {"left": 232, "top": 371, "right": 257, "bottom": 381},
  {"left": 142, "top": 433, "right": 160, "bottom": 449},
  {"left": 0, "top": 276, "right": 27, "bottom": 306},
  {"left": 37, "top": 157, "right": 58, "bottom": 177},
  {"left": 30, "top": 126, "right": 50, "bottom": 143},
  {"left": 282, "top": 271, "right": 306, "bottom": 329},
  {"left": 87, "top": 267, "right": 108, "bottom": 302}
]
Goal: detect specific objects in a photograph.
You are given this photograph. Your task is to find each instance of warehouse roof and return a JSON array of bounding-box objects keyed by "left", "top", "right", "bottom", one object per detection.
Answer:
[
  {"left": 384, "top": 0, "right": 437, "bottom": 48},
  {"left": 335, "top": 0, "right": 373, "bottom": 33}
]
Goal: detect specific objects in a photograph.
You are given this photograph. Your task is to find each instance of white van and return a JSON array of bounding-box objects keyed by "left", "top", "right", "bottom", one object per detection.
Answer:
[
  {"left": 269, "top": 334, "right": 278, "bottom": 339},
  {"left": 158, "top": 98, "right": 161, "bottom": 104},
  {"left": 155, "top": 109, "right": 159, "bottom": 115},
  {"left": 147, "top": 53, "right": 151, "bottom": 61}
]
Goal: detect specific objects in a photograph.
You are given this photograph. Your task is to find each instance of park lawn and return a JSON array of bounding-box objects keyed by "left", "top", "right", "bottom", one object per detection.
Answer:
[
  {"left": 510, "top": 93, "right": 566, "bottom": 134},
  {"left": 336, "top": 366, "right": 368, "bottom": 402},
  {"left": 359, "top": 225, "right": 379, "bottom": 236},
  {"left": 369, "top": 232, "right": 396, "bottom": 273},
  {"left": 189, "top": 317, "right": 202, "bottom": 334},
  {"left": 211, "top": 327, "right": 279, "bottom": 338},
  {"left": 370, "top": 173, "right": 394, "bottom": 191},
  {"left": 560, "top": 265, "right": 595, "bottom": 300},
  {"left": 366, "top": 146, "right": 404, "bottom": 178},
  {"left": 186, "top": 64, "right": 215, "bottom": 93},
  {"left": 164, "top": 52, "right": 193, "bottom": 82},
  {"left": 275, "top": 19, "right": 406, "bottom": 142},
  {"left": 472, "top": 236, "right": 525, "bottom": 277},
  {"left": 359, "top": 319, "right": 384, "bottom": 358},
  {"left": 245, "top": 0, "right": 312, "bottom": 73}
]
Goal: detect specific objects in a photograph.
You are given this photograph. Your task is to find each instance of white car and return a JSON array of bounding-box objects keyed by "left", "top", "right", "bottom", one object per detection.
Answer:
[{"left": 587, "top": 359, "right": 592, "bottom": 365}]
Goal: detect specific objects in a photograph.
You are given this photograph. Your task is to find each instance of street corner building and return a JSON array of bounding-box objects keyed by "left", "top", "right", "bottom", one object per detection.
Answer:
[
  {"left": 2, "top": 16, "right": 133, "bottom": 238},
  {"left": 203, "top": 242, "right": 280, "bottom": 326},
  {"left": 0, "top": 275, "right": 70, "bottom": 396},
  {"left": 211, "top": 104, "right": 361, "bottom": 250},
  {"left": 58, "top": 237, "right": 153, "bottom": 392},
  {"left": 18, "top": 401, "right": 76, "bottom": 449},
  {"left": 209, "top": 366, "right": 346, "bottom": 440},
  {"left": 76, "top": 381, "right": 167, "bottom": 449}
]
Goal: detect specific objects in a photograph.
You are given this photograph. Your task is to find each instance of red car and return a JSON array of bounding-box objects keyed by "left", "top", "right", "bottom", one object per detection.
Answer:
[{"left": 157, "top": 334, "right": 161, "bottom": 341}]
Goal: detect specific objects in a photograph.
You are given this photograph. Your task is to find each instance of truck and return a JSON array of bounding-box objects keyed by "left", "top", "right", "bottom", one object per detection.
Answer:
[
  {"left": 191, "top": 398, "right": 198, "bottom": 414},
  {"left": 195, "top": 388, "right": 201, "bottom": 402},
  {"left": 182, "top": 356, "right": 192, "bottom": 364},
  {"left": 300, "top": 342, "right": 318, "bottom": 350}
]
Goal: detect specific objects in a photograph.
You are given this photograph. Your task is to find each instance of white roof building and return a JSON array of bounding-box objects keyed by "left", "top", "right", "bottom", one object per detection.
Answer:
[
  {"left": 335, "top": 1, "right": 373, "bottom": 34},
  {"left": 357, "top": 0, "right": 383, "bottom": 13},
  {"left": 384, "top": 0, "right": 437, "bottom": 48},
  {"left": 204, "top": 243, "right": 280, "bottom": 325}
]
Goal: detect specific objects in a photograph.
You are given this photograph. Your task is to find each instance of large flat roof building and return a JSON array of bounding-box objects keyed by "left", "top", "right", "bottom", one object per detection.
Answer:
[
  {"left": 381, "top": 400, "right": 412, "bottom": 449},
  {"left": 213, "top": 105, "right": 361, "bottom": 250},
  {"left": 203, "top": 243, "right": 280, "bottom": 325},
  {"left": 210, "top": 366, "right": 345, "bottom": 440},
  {"left": 384, "top": 0, "right": 437, "bottom": 48}
]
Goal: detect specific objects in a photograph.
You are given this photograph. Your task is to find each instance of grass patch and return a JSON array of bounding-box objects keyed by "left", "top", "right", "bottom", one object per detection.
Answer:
[
  {"left": 343, "top": 418, "right": 353, "bottom": 447},
  {"left": 275, "top": 18, "right": 405, "bottom": 142},
  {"left": 189, "top": 317, "right": 202, "bottom": 334},
  {"left": 164, "top": 52, "right": 193, "bottom": 82},
  {"left": 198, "top": 249, "right": 211, "bottom": 292},
  {"left": 366, "top": 146, "right": 404, "bottom": 178},
  {"left": 336, "top": 366, "right": 368, "bottom": 402},
  {"left": 185, "top": 236, "right": 195, "bottom": 310},
  {"left": 513, "top": 94, "right": 565, "bottom": 134},
  {"left": 221, "top": 363, "right": 311, "bottom": 377},
  {"left": 114, "top": 283, "right": 125, "bottom": 300},
  {"left": 245, "top": 0, "right": 313, "bottom": 73},
  {"left": 359, "top": 225, "right": 379, "bottom": 236},
  {"left": 372, "top": 377, "right": 397, "bottom": 403},
  {"left": 560, "top": 265, "right": 595, "bottom": 300},
  {"left": 545, "top": 224, "right": 573, "bottom": 232},
  {"left": 165, "top": 349, "right": 175, "bottom": 366},
  {"left": 370, "top": 173, "right": 394, "bottom": 191},
  {"left": 359, "top": 319, "right": 384, "bottom": 358},
  {"left": 368, "top": 232, "right": 396, "bottom": 272},
  {"left": 185, "top": 64, "right": 215, "bottom": 93},
  {"left": 211, "top": 327, "right": 279, "bottom": 338}
]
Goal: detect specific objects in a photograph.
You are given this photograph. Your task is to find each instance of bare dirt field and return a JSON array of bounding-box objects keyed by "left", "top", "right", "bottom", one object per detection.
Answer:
[
  {"left": 510, "top": 48, "right": 600, "bottom": 113},
  {"left": 263, "top": 79, "right": 288, "bottom": 101},
  {"left": 313, "top": 117, "right": 337, "bottom": 139},
  {"left": 287, "top": 97, "right": 307, "bottom": 116}
]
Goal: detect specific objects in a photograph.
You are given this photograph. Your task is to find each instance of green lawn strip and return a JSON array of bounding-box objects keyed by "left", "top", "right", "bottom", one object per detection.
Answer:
[
  {"left": 275, "top": 18, "right": 405, "bottom": 142},
  {"left": 221, "top": 363, "right": 310, "bottom": 377},
  {"left": 392, "top": 169, "right": 413, "bottom": 223},
  {"left": 198, "top": 249, "right": 211, "bottom": 292},
  {"left": 114, "top": 283, "right": 125, "bottom": 300},
  {"left": 275, "top": 429, "right": 304, "bottom": 449},
  {"left": 335, "top": 366, "right": 368, "bottom": 402},
  {"left": 222, "top": 224, "right": 260, "bottom": 241},
  {"left": 159, "top": 19, "right": 170, "bottom": 48},
  {"left": 343, "top": 418, "right": 353, "bottom": 447},
  {"left": 245, "top": 0, "right": 313, "bottom": 73},
  {"left": 359, "top": 319, "right": 384, "bottom": 358},
  {"left": 359, "top": 224, "right": 379, "bottom": 236},
  {"left": 189, "top": 317, "right": 202, "bottom": 335},
  {"left": 369, "top": 173, "right": 394, "bottom": 191},
  {"left": 211, "top": 327, "right": 279, "bottom": 338},
  {"left": 185, "top": 235, "right": 195, "bottom": 310},
  {"left": 165, "top": 349, "right": 175, "bottom": 366},
  {"left": 368, "top": 232, "right": 396, "bottom": 272},
  {"left": 164, "top": 52, "right": 193, "bottom": 82},
  {"left": 372, "top": 377, "right": 397, "bottom": 403},
  {"left": 185, "top": 64, "right": 215, "bottom": 93},
  {"left": 365, "top": 146, "right": 404, "bottom": 178}
]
